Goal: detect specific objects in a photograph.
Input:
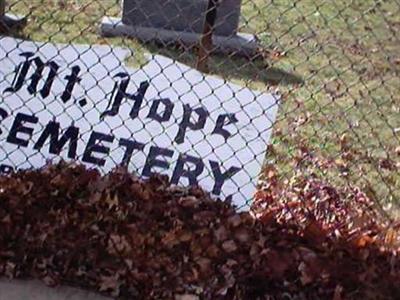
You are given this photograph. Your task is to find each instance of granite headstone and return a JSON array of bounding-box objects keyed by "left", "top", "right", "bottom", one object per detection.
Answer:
[
  {"left": 100, "top": 0, "right": 259, "bottom": 56},
  {"left": 122, "top": 0, "right": 241, "bottom": 37}
]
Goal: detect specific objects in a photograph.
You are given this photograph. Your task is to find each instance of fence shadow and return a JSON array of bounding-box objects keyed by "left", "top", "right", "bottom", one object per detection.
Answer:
[
  {"left": 0, "top": 26, "right": 27, "bottom": 39},
  {"left": 144, "top": 43, "right": 304, "bottom": 87},
  {"left": 0, "top": 27, "right": 303, "bottom": 87}
]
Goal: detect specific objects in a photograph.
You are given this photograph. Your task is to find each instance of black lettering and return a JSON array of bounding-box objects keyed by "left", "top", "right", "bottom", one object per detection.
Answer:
[
  {"left": 142, "top": 146, "right": 173, "bottom": 177},
  {"left": 28, "top": 58, "right": 59, "bottom": 98},
  {"left": 100, "top": 73, "right": 129, "bottom": 119},
  {"left": 128, "top": 81, "right": 150, "bottom": 119},
  {"left": 175, "top": 104, "right": 209, "bottom": 144},
  {"left": 119, "top": 138, "right": 145, "bottom": 166},
  {"left": 212, "top": 113, "right": 239, "bottom": 140},
  {"left": 61, "top": 65, "right": 81, "bottom": 103},
  {"left": 27, "top": 57, "right": 45, "bottom": 94},
  {"left": 147, "top": 98, "right": 174, "bottom": 123},
  {"left": 100, "top": 73, "right": 149, "bottom": 120},
  {"left": 33, "top": 121, "right": 79, "bottom": 159},
  {"left": 82, "top": 132, "right": 114, "bottom": 166},
  {"left": 0, "top": 107, "right": 8, "bottom": 135},
  {"left": 4, "top": 52, "right": 59, "bottom": 99},
  {"left": 4, "top": 52, "right": 35, "bottom": 93},
  {"left": 171, "top": 154, "right": 204, "bottom": 186},
  {"left": 209, "top": 161, "right": 240, "bottom": 195},
  {"left": 6, "top": 113, "right": 38, "bottom": 147}
]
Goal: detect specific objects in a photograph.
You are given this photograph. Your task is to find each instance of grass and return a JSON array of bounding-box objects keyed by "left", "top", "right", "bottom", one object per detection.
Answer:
[{"left": 5, "top": 0, "right": 400, "bottom": 218}]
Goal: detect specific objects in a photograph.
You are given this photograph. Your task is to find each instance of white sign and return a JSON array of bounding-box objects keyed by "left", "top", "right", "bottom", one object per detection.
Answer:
[{"left": 0, "top": 37, "right": 279, "bottom": 208}]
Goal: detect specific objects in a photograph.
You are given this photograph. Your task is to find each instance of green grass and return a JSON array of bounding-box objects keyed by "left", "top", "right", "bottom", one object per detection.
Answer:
[{"left": 6, "top": 0, "right": 400, "bottom": 217}]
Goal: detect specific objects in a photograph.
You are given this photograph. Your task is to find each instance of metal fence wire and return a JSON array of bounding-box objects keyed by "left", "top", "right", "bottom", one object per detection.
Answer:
[{"left": 0, "top": 0, "right": 399, "bottom": 218}]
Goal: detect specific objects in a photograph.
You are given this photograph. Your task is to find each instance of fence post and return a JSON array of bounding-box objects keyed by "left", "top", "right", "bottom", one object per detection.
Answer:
[
  {"left": 196, "top": 0, "right": 219, "bottom": 73},
  {"left": 0, "top": 0, "right": 27, "bottom": 32},
  {"left": 0, "top": 0, "right": 5, "bottom": 17}
]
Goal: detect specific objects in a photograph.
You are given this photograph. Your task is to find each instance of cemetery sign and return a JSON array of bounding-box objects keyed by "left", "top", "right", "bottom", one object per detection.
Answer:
[{"left": 0, "top": 37, "right": 279, "bottom": 208}]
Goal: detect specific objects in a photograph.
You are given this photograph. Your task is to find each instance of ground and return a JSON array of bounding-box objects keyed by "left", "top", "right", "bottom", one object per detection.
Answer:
[
  {"left": 0, "top": 279, "right": 110, "bottom": 300},
  {"left": 5, "top": 0, "right": 400, "bottom": 217}
]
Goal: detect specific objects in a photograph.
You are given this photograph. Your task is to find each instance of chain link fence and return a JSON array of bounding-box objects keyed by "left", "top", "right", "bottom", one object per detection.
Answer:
[{"left": 0, "top": 0, "right": 399, "bottom": 218}]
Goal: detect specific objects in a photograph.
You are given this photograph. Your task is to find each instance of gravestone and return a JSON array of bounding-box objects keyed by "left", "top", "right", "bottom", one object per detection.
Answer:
[
  {"left": 100, "top": 0, "right": 259, "bottom": 56},
  {"left": 122, "top": 0, "right": 241, "bottom": 37}
]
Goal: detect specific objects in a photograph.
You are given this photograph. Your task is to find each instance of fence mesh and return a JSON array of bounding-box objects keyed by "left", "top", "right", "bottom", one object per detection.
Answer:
[{"left": 0, "top": 0, "right": 399, "bottom": 219}]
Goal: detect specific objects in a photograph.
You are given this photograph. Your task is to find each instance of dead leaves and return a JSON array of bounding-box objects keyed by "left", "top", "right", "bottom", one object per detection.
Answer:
[{"left": 0, "top": 162, "right": 399, "bottom": 299}]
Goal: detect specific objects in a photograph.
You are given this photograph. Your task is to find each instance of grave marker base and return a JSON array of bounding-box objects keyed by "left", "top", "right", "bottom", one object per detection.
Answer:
[
  {"left": 100, "top": 16, "right": 259, "bottom": 57},
  {"left": 0, "top": 13, "right": 27, "bottom": 32}
]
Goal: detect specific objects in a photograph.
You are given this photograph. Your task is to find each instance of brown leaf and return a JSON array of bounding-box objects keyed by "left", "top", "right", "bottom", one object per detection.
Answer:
[
  {"left": 333, "top": 284, "right": 343, "bottom": 300},
  {"left": 222, "top": 240, "right": 237, "bottom": 253},
  {"left": 227, "top": 215, "right": 242, "bottom": 228},
  {"left": 353, "top": 235, "right": 374, "bottom": 248},
  {"left": 214, "top": 225, "right": 229, "bottom": 242},
  {"left": 99, "top": 274, "right": 121, "bottom": 297},
  {"left": 175, "top": 295, "right": 199, "bottom": 300},
  {"left": 303, "top": 220, "right": 326, "bottom": 244},
  {"left": 234, "top": 227, "right": 251, "bottom": 243}
]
